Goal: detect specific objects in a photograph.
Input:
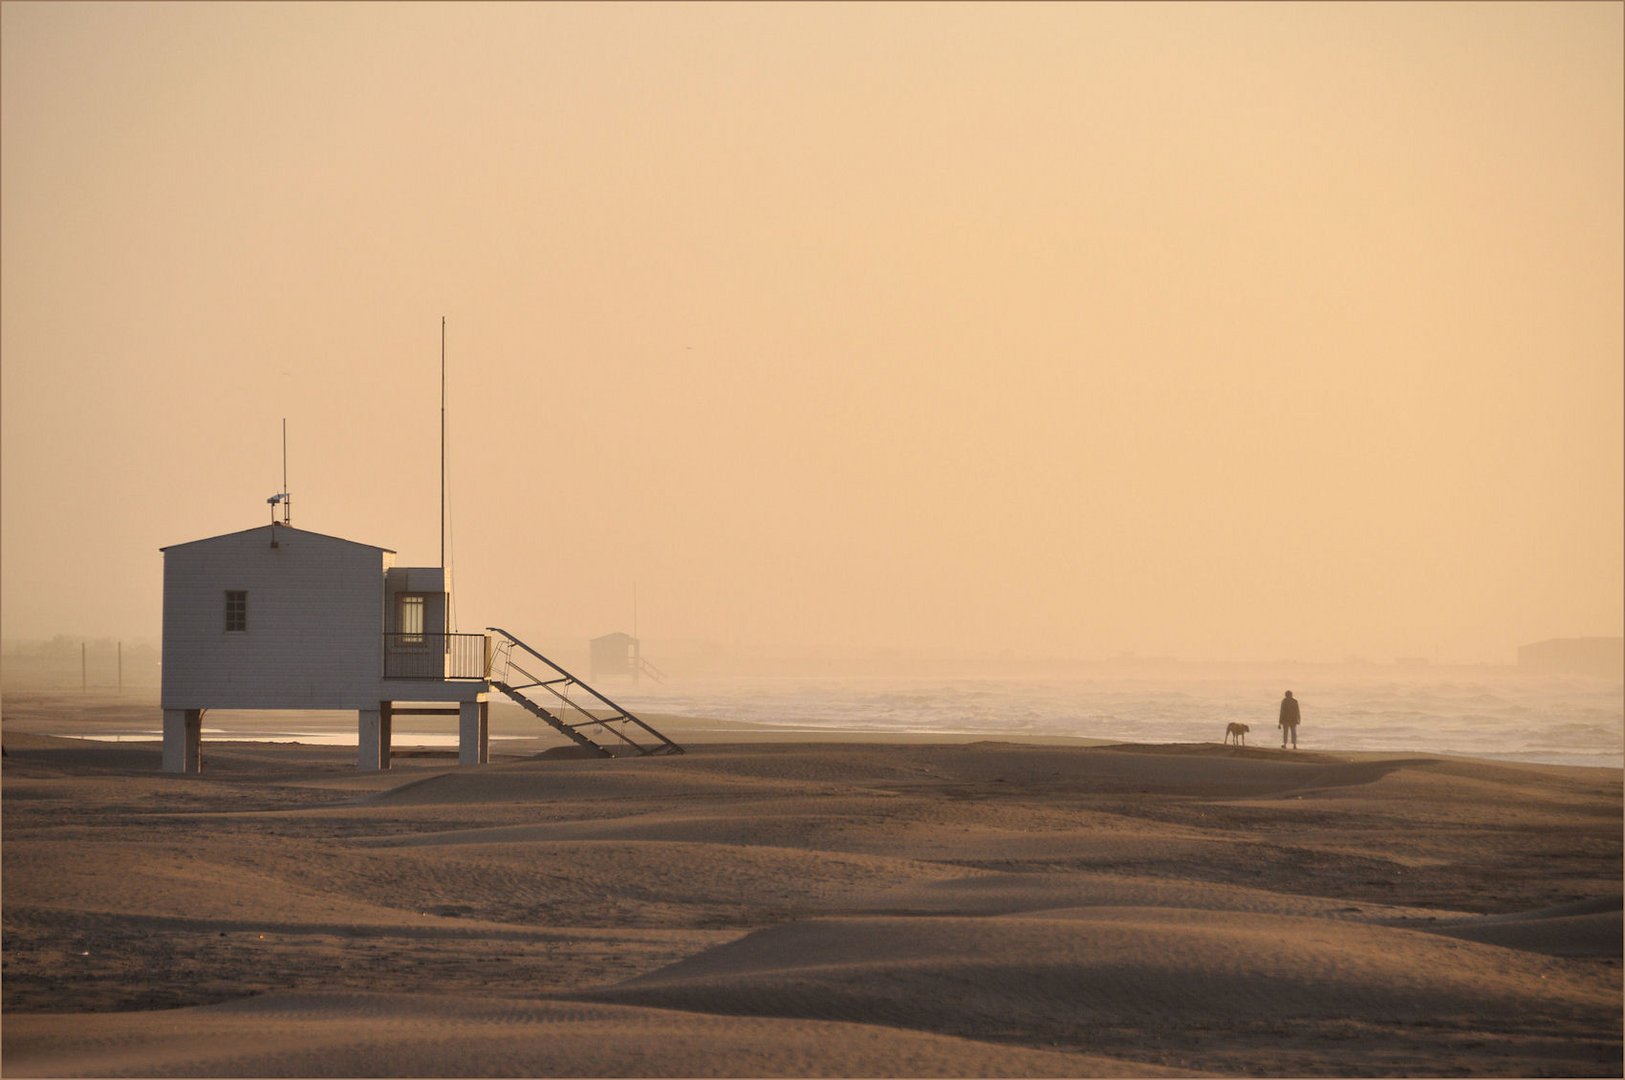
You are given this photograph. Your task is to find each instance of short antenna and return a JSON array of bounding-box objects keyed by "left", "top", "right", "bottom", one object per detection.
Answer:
[{"left": 268, "top": 418, "right": 291, "bottom": 527}]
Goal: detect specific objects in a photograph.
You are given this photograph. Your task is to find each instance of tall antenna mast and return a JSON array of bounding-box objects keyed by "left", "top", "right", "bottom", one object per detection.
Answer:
[
  {"left": 282, "top": 417, "right": 290, "bottom": 525},
  {"left": 440, "top": 316, "right": 446, "bottom": 576}
]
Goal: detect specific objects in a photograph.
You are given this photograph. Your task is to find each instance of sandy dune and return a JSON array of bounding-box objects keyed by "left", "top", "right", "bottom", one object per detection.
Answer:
[
  {"left": 5, "top": 992, "right": 1182, "bottom": 1079},
  {"left": 2, "top": 717, "right": 1620, "bottom": 1076},
  {"left": 596, "top": 909, "right": 1616, "bottom": 1075}
]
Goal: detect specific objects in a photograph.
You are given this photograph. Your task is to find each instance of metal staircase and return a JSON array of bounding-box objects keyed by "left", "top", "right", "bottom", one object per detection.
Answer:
[{"left": 487, "top": 627, "right": 683, "bottom": 757}]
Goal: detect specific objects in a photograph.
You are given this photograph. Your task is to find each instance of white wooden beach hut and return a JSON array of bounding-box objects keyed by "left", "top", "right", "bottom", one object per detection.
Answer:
[
  {"left": 160, "top": 522, "right": 491, "bottom": 773},
  {"left": 159, "top": 521, "right": 680, "bottom": 774}
]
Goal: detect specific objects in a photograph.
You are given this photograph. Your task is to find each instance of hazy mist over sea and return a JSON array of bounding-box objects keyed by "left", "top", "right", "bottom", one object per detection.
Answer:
[
  {"left": 614, "top": 669, "right": 1624, "bottom": 769},
  {"left": 19, "top": 648, "right": 1619, "bottom": 770}
]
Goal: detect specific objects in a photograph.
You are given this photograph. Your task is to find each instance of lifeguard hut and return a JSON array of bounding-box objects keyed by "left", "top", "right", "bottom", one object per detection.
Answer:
[
  {"left": 590, "top": 631, "right": 666, "bottom": 683},
  {"left": 159, "top": 520, "right": 680, "bottom": 773}
]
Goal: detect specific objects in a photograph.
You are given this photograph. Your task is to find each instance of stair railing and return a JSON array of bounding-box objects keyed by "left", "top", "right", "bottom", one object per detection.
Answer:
[{"left": 488, "top": 627, "right": 683, "bottom": 756}]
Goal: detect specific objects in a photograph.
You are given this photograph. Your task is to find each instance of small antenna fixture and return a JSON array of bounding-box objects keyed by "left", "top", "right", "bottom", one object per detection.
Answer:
[{"left": 268, "top": 418, "right": 291, "bottom": 530}]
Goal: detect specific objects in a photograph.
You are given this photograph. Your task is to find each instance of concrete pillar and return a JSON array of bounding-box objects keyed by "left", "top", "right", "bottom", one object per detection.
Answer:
[
  {"left": 162, "top": 709, "right": 202, "bottom": 774},
  {"left": 459, "top": 699, "right": 489, "bottom": 766},
  {"left": 359, "top": 704, "right": 393, "bottom": 771}
]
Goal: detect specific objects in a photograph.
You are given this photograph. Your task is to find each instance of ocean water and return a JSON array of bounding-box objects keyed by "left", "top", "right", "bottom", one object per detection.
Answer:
[{"left": 612, "top": 669, "right": 1624, "bottom": 770}]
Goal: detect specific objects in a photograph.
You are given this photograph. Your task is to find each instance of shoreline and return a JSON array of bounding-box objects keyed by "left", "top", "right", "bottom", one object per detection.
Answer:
[
  {"left": 2, "top": 686, "right": 1620, "bottom": 771},
  {"left": 17, "top": 730, "right": 1625, "bottom": 775}
]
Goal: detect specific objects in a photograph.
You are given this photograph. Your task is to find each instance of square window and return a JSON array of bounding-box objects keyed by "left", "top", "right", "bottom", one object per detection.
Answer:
[{"left": 225, "top": 591, "right": 247, "bottom": 632}]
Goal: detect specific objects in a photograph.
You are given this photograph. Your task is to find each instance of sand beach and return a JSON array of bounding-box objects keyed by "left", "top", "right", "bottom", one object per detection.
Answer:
[{"left": 2, "top": 694, "right": 1620, "bottom": 1077}]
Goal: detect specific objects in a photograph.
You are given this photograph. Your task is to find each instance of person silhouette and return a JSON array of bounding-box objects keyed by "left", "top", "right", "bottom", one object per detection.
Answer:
[{"left": 1279, "top": 691, "right": 1300, "bottom": 749}]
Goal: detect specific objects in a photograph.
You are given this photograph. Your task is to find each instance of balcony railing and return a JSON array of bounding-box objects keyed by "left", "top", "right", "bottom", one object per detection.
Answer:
[{"left": 383, "top": 633, "right": 492, "bottom": 681}]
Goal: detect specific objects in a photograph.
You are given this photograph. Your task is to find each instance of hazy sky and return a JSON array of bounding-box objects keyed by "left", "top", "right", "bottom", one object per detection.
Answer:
[{"left": 3, "top": 1, "right": 1621, "bottom": 665}]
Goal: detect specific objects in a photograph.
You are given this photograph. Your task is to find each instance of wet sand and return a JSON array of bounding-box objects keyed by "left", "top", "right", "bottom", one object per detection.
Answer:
[{"left": 2, "top": 696, "right": 1620, "bottom": 1077}]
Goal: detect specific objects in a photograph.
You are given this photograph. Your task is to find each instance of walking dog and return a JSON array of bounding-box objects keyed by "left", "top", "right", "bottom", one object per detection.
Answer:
[{"left": 1224, "top": 722, "right": 1250, "bottom": 745}]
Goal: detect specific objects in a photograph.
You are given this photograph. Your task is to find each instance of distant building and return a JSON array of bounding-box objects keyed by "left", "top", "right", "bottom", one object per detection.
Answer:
[
  {"left": 590, "top": 631, "right": 666, "bottom": 683},
  {"left": 590, "top": 632, "right": 638, "bottom": 681},
  {"left": 1517, "top": 637, "right": 1625, "bottom": 678}
]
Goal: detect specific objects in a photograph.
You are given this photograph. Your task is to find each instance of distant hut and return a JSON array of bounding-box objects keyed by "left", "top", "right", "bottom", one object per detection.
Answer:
[
  {"left": 590, "top": 631, "right": 665, "bottom": 683},
  {"left": 591, "top": 632, "right": 639, "bottom": 681}
]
